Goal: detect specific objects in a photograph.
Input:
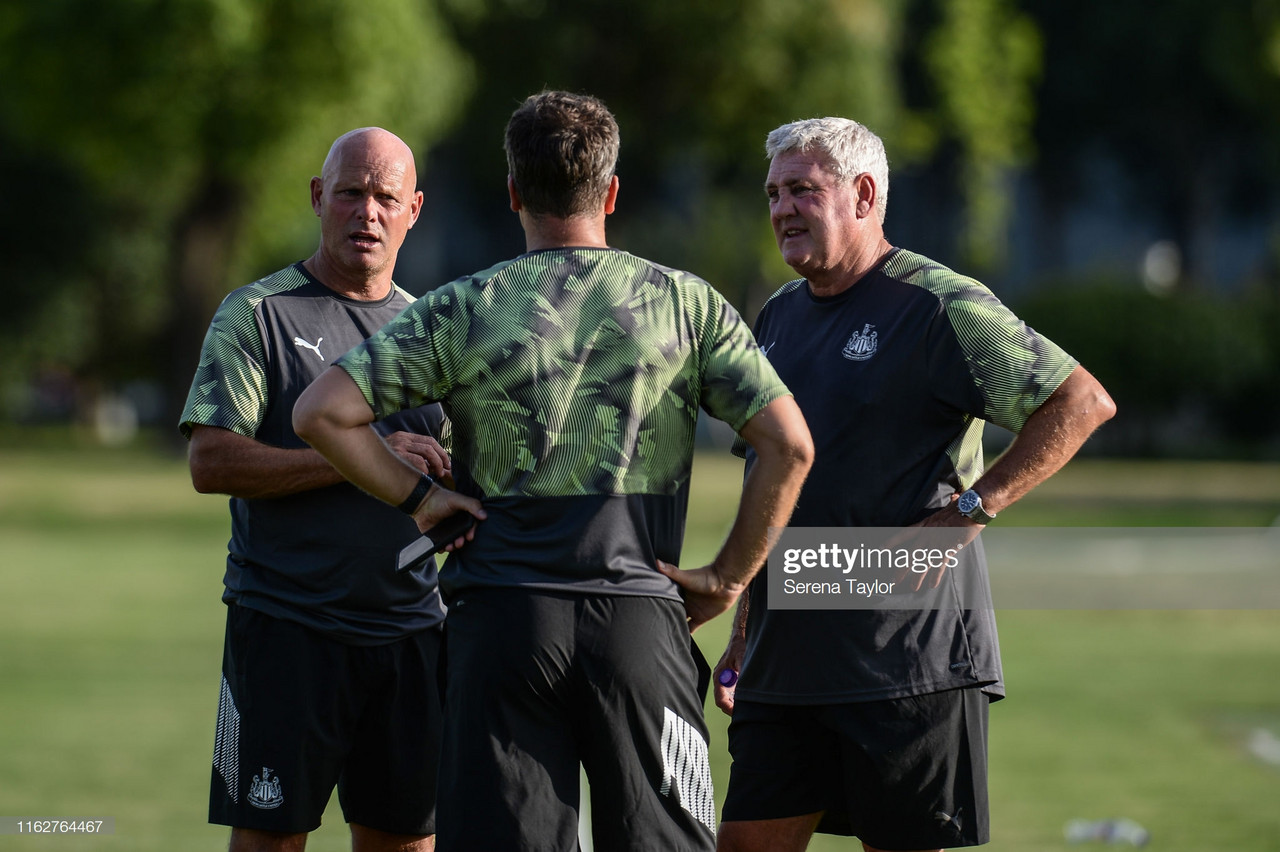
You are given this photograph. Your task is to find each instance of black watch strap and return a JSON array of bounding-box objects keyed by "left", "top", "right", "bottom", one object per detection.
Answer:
[{"left": 396, "top": 472, "right": 435, "bottom": 515}]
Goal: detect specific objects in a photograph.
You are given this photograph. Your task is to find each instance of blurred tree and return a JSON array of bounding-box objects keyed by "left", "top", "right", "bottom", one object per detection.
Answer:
[
  {"left": 1019, "top": 281, "right": 1277, "bottom": 456},
  {"left": 0, "top": 0, "right": 470, "bottom": 431},
  {"left": 1025, "top": 0, "right": 1280, "bottom": 286},
  {"left": 431, "top": 0, "right": 1039, "bottom": 309},
  {"left": 921, "top": 0, "right": 1042, "bottom": 270},
  {"left": 0, "top": 118, "right": 104, "bottom": 382},
  {"left": 12, "top": 0, "right": 1278, "bottom": 456}
]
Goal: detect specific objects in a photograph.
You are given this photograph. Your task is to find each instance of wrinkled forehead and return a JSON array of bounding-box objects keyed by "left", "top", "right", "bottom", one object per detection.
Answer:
[
  {"left": 325, "top": 157, "right": 415, "bottom": 201},
  {"left": 765, "top": 149, "right": 840, "bottom": 188},
  {"left": 328, "top": 152, "right": 410, "bottom": 183},
  {"left": 323, "top": 132, "right": 415, "bottom": 187}
]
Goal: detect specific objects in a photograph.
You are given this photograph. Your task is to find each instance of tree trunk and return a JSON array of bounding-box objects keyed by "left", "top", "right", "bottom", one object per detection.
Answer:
[{"left": 162, "top": 175, "right": 245, "bottom": 452}]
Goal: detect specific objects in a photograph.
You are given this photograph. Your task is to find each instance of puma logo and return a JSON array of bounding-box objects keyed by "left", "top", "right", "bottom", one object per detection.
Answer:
[{"left": 293, "top": 337, "right": 324, "bottom": 360}]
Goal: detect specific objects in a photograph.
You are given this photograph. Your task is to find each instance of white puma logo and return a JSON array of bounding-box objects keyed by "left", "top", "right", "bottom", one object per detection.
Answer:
[{"left": 293, "top": 337, "right": 324, "bottom": 361}]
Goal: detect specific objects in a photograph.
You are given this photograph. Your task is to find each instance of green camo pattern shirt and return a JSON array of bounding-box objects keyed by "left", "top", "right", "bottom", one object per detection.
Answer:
[{"left": 338, "top": 247, "right": 788, "bottom": 598}]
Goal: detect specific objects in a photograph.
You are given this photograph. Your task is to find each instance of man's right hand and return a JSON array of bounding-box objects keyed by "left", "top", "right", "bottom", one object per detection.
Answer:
[{"left": 409, "top": 483, "right": 486, "bottom": 550}]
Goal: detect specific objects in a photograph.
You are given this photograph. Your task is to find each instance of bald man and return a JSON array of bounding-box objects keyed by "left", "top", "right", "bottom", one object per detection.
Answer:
[{"left": 180, "top": 128, "right": 449, "bottom": 852}]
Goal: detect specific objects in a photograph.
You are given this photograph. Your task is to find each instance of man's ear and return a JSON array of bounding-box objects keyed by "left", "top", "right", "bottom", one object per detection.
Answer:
[
  {"left": 407, "top": 190, "right": 424, "bottom": 230},
  {"left": 603, "top": 175, "right": 619, "bottom": 215},
  {"left": 310, "top": 176, "right": 324, "bottom": 216},
  {"left": 854, "top": 173, "right": 876, "bottom": 219},
  {"left": 508, "top": 175, "right": 522, "bottom": 212}
]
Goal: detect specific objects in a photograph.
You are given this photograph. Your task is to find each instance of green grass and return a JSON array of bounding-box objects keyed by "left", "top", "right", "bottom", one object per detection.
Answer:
[{"left": 1, "top": 444, "right": 1278, "bottom": 850}]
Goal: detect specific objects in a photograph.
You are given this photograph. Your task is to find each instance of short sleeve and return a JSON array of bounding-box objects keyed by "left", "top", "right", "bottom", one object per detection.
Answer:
[
  {"left": 939, "top": 280, "right": 1077, "bottom": 433},
  {"left": 178, "top": 291, "right": 270, "bottom": 439},
  {"left": 338, "top": 284, "right": 466, "bottom": 418},
  {"left": 698, "top": 291, "right": 790, "bottom": 433}
]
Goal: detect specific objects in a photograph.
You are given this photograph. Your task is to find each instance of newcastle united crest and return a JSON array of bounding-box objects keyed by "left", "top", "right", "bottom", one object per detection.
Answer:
[
  {"left": 842, "top": 323, "right": 878, "bottom": 361},
  {"left": 248, "top": 766, "right": 284, "bottom": 810}
]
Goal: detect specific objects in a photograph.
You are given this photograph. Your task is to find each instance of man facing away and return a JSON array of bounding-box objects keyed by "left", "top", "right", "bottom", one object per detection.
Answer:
[
  {"left": 713, "top": 118, "right": 1116, "bottom": 852},
  {"left": 293, "top": 91, "right": 814, "bottom": 851},
  {"left": 180, "top": 128, "right": 451, "bottom": 852}
]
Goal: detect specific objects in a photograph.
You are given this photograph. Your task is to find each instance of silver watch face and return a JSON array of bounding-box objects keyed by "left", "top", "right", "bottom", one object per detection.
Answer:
[{"left": 957, "top": 490, "right": 980, "bottom": 516}]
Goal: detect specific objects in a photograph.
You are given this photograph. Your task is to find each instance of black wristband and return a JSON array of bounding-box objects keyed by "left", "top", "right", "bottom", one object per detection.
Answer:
[{"left": 396, "top": 472, "right": 434, "bottom": 515}]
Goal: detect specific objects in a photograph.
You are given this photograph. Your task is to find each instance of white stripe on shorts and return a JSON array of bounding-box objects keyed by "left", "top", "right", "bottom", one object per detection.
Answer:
[
  {"left": 659, "top": 707, "right": 716, "bottom": 833},
  {"left": 214, "top": 675, "right": 241, "bottom": 803}
]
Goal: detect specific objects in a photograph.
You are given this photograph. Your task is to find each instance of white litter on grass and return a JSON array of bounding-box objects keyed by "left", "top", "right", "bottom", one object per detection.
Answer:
[
  {"left": 1247, "top": 727, "right": 1280, "bottom": 767},
  {"left": 1064, "top": 817, "right": 1150, "bottom": 846}
]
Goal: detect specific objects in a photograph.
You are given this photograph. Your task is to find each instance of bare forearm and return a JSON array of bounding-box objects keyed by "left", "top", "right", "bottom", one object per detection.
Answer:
[
  {"left": 309, "top": 422, "right": 423, "bottom": 507},
  {"left": 712, "top": 397, "right": 814, "bottom": 590},
  {"left": 292, "top": 367, "right": 424, "bottom": 509},
  {"left": 713, "top": 454, "right": 808, "bottom": 590},
  {"left": 732, "top": 591, "right": 749, "bottom": 638},
  {"left": 655, "top": 396, "right": 812, "bottom": 631},
  {"left": 188, "top": 426, "right": 345, "bottom": 499},
  {"left": 292, "top": 367, "right": 487, "bottom": 541},
  {"left": 975, "top": 365, "right": 1116, "bottom": 514}
]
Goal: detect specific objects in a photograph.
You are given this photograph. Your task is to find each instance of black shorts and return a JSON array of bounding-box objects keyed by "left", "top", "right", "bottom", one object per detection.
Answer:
[
  {"left": 436, "top": 589, "right": 716, "bottom": 852},
  {"left": 210, "top": 604, "right": 444, "bottom": 835},
  {"left": 722, "top": 688, "right": 990, "bottom": 849}
]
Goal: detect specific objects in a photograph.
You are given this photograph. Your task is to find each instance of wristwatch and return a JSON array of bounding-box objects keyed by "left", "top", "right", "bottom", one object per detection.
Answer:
[
  {"left": 396, "top": 472, "right": 435, "bottom": 515},
  {"left": 956, "top": 489, "right": 996, "bottom": 524}
]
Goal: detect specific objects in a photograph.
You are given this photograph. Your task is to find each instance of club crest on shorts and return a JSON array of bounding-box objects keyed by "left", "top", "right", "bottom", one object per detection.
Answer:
[
  {"left": 842, "top": 323, "right": 879, "bottom": 361},
  {"left": 248, "top": 766, "right": 284, "bottom": 810}
]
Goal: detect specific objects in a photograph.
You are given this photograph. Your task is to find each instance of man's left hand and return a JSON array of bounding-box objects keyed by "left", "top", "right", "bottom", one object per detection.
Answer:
[
  {"left": 905, "top": 495, "right": 984, "bottom": 591},
  {"left": 383, "top": 431, "right": 452, "bottom": 480},
  {"left": 655, "top": 559, "right": 743, "bottom": 632}
]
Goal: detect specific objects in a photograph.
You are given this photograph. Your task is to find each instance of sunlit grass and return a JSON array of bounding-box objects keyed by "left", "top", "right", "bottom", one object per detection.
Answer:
[{"left": 0, "top": 443, "right": 1277, "bottom": 850}]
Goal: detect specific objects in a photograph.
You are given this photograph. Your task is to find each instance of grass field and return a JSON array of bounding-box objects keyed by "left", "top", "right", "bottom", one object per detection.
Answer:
[{"left": 1, "top": 436, "right": 1278, "bottom": 850}]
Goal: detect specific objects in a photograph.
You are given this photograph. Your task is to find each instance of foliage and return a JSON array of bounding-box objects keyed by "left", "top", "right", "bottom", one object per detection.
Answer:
[
  {"left": 428, "top": 0, "right": 1049, "bottom": 305},
  {"left": 1018, "top": 282, "right": 1280, "bottom": 455},
  {"left": 923, "top": 0, "right": 1042, "bottom": 270},
  {"left": 432, "top": 0, "right": 924, "bottom": 309},
  {"left": 1024, "top": 0, "right": 1280, "bottom": 280},
  {"left": 0, "top": 0, "right": 471, "bottom": 413},
  {"left": 4, "top": 0, "right": 1280, "bottom": 448},
  {"left": 2, "top": 0, "right": 470, "bottom": 261}
]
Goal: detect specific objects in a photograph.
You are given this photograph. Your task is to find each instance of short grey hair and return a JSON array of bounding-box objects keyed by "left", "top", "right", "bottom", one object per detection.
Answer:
[{"left": 765, "top": 118, "right": 889, "bottom": 223}]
